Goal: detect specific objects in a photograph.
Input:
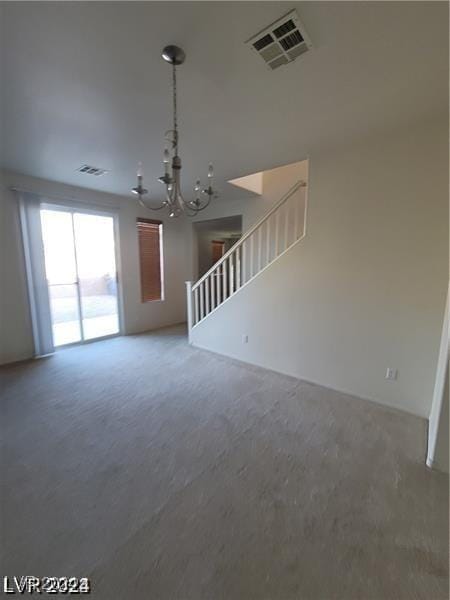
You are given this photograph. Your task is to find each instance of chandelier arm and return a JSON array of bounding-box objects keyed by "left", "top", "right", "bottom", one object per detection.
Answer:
[
  {"left": 176, "top": 189, "right": 198, "bottom": 217},
  {"left": 183, "top": 203, "right": 201, "bottom": 217},
  {"left": 138, "top": 196, "right": 167, "bottom": 211},
  {"left": 191, "top": 194, "right": 212, "bottom": 213}
]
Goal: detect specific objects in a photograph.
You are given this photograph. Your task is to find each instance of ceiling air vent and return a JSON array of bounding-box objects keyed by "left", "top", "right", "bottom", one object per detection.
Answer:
[
  {"left": 76, "top": 164, "right": 109, "bottom": 176},
  {"left": 245, "top": 10, "right": 312, "bottom": 70}
]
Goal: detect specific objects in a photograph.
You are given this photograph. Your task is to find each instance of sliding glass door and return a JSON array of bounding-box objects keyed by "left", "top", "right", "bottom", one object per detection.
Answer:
[
  {"left": 40, "top": 208, "right": 120, "bottom": 347},
  {"left": 72, "top": 212, "right": 120, "bottom": 341},
  {"left": 40, "top": 209, "right": 82, "bottom": 346}
]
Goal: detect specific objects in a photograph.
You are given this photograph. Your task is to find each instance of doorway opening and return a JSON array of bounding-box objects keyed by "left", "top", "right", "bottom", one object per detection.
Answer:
[
  {"left": 193, "top": 215, "right": 243, "bottom": 279},
  {"left": 40, "top": 207, "right": 121, "bottom": 347}
]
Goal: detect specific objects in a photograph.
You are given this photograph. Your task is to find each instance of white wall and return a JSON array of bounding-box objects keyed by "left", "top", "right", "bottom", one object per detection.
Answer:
[
  {"left": 191, "top": 160, "right": 309, "bottom": 235},
  {"left": 188, "top": 160, "right": 309, "bottom": 281},
  {"left": 229, "top": 172, "right": 264, "bottom": 195},
  {"left": 427, "top": 284, "right": 449, "bottom": 471},
  {"left": 0, "top": 159, "right": 308, "bottom": 365},
  {"left": 191, "top": 117, "right": 448, "bottom": 418},
  {"left": 432, "top": 367, "right": 449, "bottom": 472},
  {"left": 0, "top": 170, "right": 190, "bottom": 364}
]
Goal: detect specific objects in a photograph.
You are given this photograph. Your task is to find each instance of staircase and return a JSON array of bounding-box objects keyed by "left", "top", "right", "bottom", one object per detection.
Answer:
[{"left": 186, "top": 179, "right": 308, "bottom": 337}]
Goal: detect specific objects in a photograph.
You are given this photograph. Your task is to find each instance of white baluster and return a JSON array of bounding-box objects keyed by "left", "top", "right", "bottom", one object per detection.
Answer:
[
  {"left": 250, "top": 234, "right": 254, "bottom": 279},
  {"left": 275, "top": 211, "right": 279, "bottom": 258},
  {"left": 223, "top": 259, "right": 228, "bottom": 300},
  {"left": 185, "top": 281, "right": 193, "bottom": 336},
  {"left": 303, "top": 184, "right": 308, "bottom": 238},
  {"left": 242, "top": 240, "right": 247, "bottom": 284},
  {"left": 284, "top": 202, "right": 289, "bottom": 250},
  {"left": 229, "top": 254, "right": 234, "bottom": 295},
  {"left": 236, "top": 246, "right": 241, "bottom": 290},
  {"left": 205, "top": 277, "right": 210, "bottom": 315},
  {"left": 211, "top": 271, "right": 216, "bottom": 310},
  {"left": 199, "top": 282, "right": 204, "bottom": 320},
  {"left": 217, "top": 267, "right": 221, "bottom": 306},
  {"left": 266, "top": 217, "right": 271, "bottom": 265},
  {"left": 258, "top": 226, "right": 262, "bottom": 272},
  {"left": 194, "top": 287, "right": 199, "bottom": 325}
]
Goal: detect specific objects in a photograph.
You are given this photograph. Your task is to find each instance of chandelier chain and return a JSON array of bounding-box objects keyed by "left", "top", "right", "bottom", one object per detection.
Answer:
[{"left": 172, "top": 64, "right": 178, "bottom": 154}]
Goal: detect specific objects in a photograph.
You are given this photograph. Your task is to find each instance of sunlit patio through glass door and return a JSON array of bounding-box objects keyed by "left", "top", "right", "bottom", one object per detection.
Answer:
[{"left": 40, "top": 208, "right": 120, "bottom": 347}]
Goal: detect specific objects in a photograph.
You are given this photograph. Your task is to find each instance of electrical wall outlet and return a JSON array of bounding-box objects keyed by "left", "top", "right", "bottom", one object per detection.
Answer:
[
  {"left": 242, "top": 335, "right": 248, "bottom": 344},
  {"left": 385, "top": 368, "right": 398, "bottom": 381}
]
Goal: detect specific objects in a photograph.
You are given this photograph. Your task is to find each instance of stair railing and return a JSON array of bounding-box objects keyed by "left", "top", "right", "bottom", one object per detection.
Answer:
[{"left": 186, "top": 179, "right": 307, "bottom": 333}]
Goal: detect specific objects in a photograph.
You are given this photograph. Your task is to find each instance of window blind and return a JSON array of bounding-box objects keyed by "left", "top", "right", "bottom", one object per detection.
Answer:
[{"left": 137, "top": 218, "right": 163, "bottom": 302}]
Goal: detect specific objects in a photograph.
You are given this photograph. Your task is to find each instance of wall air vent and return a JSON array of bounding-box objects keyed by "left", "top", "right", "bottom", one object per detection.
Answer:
[
  {"left": 76, "top": 164, "right": 109, "bottom": 176},
  {"left": 245, "top": 10, "right": 312, "bottom": 70}
]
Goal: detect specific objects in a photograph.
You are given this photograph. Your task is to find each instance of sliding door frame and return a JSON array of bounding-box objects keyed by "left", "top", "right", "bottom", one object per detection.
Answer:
[{"left": 40, "top": 201, "right": 124, "bottom": 348}]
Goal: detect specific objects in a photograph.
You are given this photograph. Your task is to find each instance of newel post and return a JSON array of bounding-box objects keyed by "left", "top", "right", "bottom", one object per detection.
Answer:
[{"left": 185, "top": 281, "right": 193, "bottom": 342}]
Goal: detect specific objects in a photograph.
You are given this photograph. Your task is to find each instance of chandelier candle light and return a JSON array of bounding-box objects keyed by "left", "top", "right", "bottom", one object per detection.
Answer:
[{"left": 132, "top": 45, "right": 216, "bottom": 217}]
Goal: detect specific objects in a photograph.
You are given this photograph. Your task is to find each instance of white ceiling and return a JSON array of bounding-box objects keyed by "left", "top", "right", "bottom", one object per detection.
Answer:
[{"left": 1, "top": 1, "right": 447, "bottom": 202}]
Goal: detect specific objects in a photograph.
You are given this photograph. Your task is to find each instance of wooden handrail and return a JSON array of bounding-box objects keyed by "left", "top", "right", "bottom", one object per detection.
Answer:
[{"left": 192, "top": 179, "right": 306, "bottom": 291}]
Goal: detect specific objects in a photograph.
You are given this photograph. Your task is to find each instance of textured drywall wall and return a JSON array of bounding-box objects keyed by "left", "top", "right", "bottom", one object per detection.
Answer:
[
  {"left": 432, "top": 366, "right": 449, "bottom": 472},
  {"left": 191, "top": 161, "right": 309, "bottom": 236},
  {"left": 188, "top": 160, "right": 309, "bottom": 281},
  {"left": 427, "top": 284, "right": 449, "bottom": 471},
  {"left": 0, "top": 170, "right": 190, "bottom": 364},
  {"left": 191, "top": 117, "right": 448, "bottom": 418}
]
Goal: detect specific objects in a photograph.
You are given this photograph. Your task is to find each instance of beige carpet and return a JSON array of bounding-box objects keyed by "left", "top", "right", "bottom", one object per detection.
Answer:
[{"left": 1, "top": 325, "right": 448, "bottom": 599}]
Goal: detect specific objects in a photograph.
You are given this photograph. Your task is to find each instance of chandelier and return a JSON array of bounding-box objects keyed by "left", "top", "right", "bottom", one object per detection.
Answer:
[{"left": 132, "top": 45, "right": 216, "bottom": 217}]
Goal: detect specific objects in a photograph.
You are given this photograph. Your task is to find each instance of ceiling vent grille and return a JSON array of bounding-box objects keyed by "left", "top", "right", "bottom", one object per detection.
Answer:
[
  {"left": 245, "top": 10, "right": 312, "bottom": 70},
  {"left": 76, "top": 164, "right": 109, "bottom": 176}
]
